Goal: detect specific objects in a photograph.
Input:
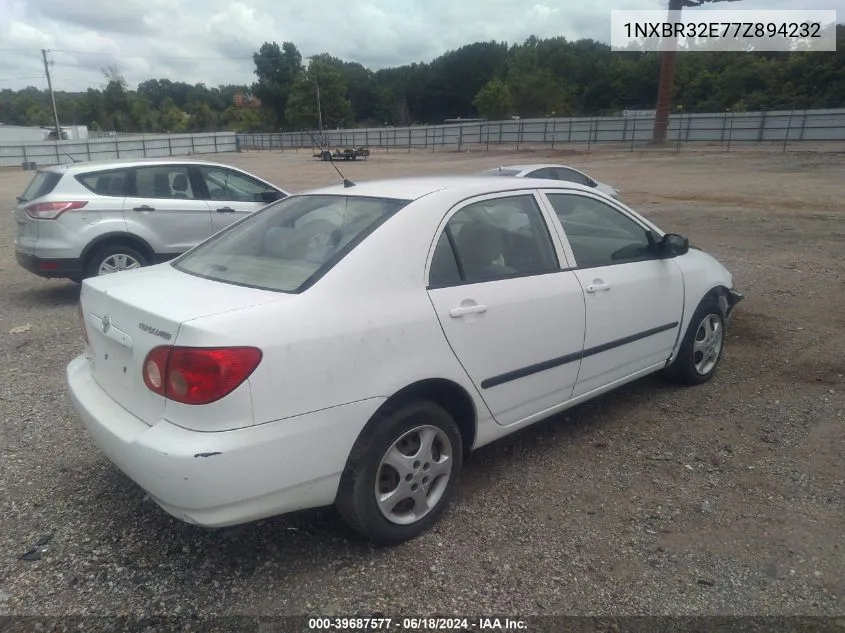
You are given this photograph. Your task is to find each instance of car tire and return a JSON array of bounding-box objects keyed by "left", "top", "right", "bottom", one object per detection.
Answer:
[
  {"left": 85, "top": 244, "right": 147, "bottom": 278},
  {"left": 336, "top": 400, "right": 463, "bottom": 545},
  {"left": 664, "top": 296, "right": 726, "bottom": 386}
]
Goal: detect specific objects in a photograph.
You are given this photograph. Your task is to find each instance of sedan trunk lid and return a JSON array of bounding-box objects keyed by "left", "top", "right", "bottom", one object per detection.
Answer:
[{"left": 79, "top": 263, "right": 285, "bottom": 426}]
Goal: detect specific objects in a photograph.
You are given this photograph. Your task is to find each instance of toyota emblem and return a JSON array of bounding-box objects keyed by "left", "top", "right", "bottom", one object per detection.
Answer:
[{"left": 101, "top": 314, "right": 111, "bottom": 334}]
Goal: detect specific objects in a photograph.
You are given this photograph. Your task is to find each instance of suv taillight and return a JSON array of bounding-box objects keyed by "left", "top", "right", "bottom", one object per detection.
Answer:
[
  {"left": 142, "top": 346, "right": 262, "bottom": 405},
  {"left": 25, "top": 201, "right": 88, "bottom": 219},
  {"left": 78, "top": 303, "right": 89, "bottom": 345}
]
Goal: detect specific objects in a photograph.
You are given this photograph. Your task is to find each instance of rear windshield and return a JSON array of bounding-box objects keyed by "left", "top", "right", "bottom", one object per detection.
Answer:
[
  {"left": 19, "top": 171, "right": 61, "bottom": 203},
  {"left": 173, "top": 194, "right": 410, "bottom": 293},
  {"left": 484, "top": 169, "right": 522, "bottom": 177}
]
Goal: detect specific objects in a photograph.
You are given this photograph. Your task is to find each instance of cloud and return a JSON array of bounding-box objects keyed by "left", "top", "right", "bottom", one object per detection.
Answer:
[
  {"left": 27, "top": 0, "right": 164, "bottom": 35},
  {"left": 0, "top": 0, "right": 843, "bottom": 91}
]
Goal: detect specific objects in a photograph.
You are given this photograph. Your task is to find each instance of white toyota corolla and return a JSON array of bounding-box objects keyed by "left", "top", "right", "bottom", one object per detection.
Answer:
[{"left": 67, "top": 176, "right": 743, "bottom": 544}]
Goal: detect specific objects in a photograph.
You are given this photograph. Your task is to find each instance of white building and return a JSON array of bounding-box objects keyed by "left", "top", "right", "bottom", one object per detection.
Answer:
[
  {"left": 0, "top": 125, "right": 50, "bottom": 143},
  {"left": 0, "top": 124, "right": 89, "bottom": 142}
]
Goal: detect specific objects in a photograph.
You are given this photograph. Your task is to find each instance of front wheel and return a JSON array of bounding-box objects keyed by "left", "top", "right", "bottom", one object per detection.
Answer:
[
  {"left": 664, "top": 297, "right": 726, "bottom": 385},
  {"left": 336, "top": 400, "right": 462, "bottom": 545}
]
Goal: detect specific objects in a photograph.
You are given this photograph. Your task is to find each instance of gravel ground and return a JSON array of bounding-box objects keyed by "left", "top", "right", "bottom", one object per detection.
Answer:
[{"left": 0, "top": 147, "right": 842, "bottom": 626}]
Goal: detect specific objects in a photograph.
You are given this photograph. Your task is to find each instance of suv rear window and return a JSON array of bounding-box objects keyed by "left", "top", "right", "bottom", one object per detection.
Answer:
[
  {"left": 173, "top": 194, "right": 410, "bottom": 293},
  {"left": 19, "top": 171, "right": 61, "bottom": 203}
]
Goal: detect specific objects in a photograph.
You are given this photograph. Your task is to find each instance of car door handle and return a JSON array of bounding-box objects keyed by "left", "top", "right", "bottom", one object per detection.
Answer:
[
  {"left": 449, "top": 304, "right": 488, "bottom": 318},
  {"left": 132, "top": 205, "right": 155, "bottom": 212},
  {"left": 216, "top": 207, "right": 236, "bottom": 213},
  {"left": 585, "top": 281, "right": 611, "bottom": 293}
]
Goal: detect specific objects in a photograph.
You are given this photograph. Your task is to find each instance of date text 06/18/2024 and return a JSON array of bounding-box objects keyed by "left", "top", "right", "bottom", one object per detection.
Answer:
[{"left": 307, "top": 617, "right": 528, "bottom": 631}]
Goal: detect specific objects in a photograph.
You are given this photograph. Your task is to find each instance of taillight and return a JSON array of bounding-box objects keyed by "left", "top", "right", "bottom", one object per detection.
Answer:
[
  {"left": 143, "top": 347, "right": 171, "bottom": 395},
  {"left": 25, "top": 201, "right": 88, "bottom": 219},
  {"left": 78, "top": 303, "right": 89, "bottom": 345},
  {"left": 142, "top": 346, "right": 262, "bottom": 405}
]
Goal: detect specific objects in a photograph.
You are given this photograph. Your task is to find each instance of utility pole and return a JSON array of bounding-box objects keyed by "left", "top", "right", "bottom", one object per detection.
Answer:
[
  {"left": 652, "top": 0, "right": 744, "bottom": 144},
  {"left": 41, "top": 49, "right": 62, "bottom": 140},
  {"left": 653, "top": 0, "right": 683, "bottom": 144},
  {"left": 314, "top": 79, "right": 323, "bottom": 135}
]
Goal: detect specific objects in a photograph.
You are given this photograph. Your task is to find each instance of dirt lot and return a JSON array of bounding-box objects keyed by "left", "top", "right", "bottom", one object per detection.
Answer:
[{"left": 0, "top": 146, "right": 843, "bottom": 624}]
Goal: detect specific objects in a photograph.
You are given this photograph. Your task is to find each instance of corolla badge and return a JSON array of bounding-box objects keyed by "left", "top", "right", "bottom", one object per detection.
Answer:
[
  {"left": 101, "top": 314, "right": 111, "bottom": 334},
  {"left": 139, "top": 322, "right": 173, "bottom": 340}
]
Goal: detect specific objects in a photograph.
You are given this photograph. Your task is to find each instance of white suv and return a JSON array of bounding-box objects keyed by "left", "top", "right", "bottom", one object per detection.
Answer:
[{"left": 14, "top": 159, "right": 288, "bottom": 281}]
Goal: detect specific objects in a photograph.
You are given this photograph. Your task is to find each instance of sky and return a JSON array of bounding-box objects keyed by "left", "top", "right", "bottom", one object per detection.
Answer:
[{"left": 0, "top": 0, "right": 843, "bottom": 93}]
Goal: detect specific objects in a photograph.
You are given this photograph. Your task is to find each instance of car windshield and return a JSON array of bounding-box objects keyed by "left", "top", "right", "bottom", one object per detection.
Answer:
[
  {"left": 484, "top": 169, "right": 522, "bottom": 177},
  {"left": 172, "top": 194, "right": 410, "bottom": 293}
]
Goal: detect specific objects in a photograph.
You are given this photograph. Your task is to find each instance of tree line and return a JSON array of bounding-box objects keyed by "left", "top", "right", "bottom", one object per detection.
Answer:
[{"left": 1, "top": 27, "right": 843, "bottom": 134}]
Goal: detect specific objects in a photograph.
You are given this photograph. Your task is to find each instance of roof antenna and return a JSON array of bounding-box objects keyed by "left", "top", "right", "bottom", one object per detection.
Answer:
[
  {"left": 311, "top": 132, "right": 355, "bottom": 188},
  {"left": 62, "top": 148, "right": 80, "bottom": 164}
]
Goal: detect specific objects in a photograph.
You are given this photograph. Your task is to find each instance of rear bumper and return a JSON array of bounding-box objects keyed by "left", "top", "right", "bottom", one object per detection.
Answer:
[
  {"left": 16, "top": 249, "right": 83, "bottom": 279},
  {"left": 66, "top": 354, "right": 384, "bottom": 527}
]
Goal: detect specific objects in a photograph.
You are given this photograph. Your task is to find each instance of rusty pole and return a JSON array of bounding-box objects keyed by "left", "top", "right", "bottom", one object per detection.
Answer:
[{"left": 653, "top": 0, "right": 684, "bottom": 144}]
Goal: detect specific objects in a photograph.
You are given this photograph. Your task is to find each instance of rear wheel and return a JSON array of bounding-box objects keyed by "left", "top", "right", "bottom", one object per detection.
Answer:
[
  {"left": 336, "top": 400, "right": 462, "bottom": 545},
  {"left": 85, "top": 244, "right": 147, "bottom": 278},
  {"left": 664, "top": 297, "right": 725, "bottom": 385}
]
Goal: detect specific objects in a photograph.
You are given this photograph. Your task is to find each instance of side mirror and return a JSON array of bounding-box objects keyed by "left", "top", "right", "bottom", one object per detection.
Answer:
[
  {"left": 260, "top": 190, "right": 282, "bottom": 203},
  {"left": 659, "top": 233, "right": 689, "bottom": 257}
]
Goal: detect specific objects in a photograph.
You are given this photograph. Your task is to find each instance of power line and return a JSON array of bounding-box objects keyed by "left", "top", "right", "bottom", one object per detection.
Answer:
[
  {"left": 0, "top": 76, "right": 46, "bottom": 82},
  {"left": 50, "top": 48, "right": 254, "bottom": 61}
]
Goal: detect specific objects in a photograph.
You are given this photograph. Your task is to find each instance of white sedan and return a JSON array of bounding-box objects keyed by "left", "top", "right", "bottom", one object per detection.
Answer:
[
  {"left": 481, "top": 164, "right": 621, "bottom": 199},
  {"left": 67, "top": 176, "right": 743, "bottom": 544}
]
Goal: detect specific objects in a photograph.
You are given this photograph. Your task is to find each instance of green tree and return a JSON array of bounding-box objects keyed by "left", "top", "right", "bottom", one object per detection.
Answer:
[
  {"left": 252, "top": 41, "right": 303, "bottom": 128},
  {"left": 161, "top": 102, "right": 187, "bottom": 133},
  {"left": 219, "top": 106, "right": 265, "bottom": 132},
  {"left": 190, "top": 102, "right": 217, "bottom": 131},
  {"left": 285, "top": 60, "right": 351, "bottom": 130},
  {"left": 472, "top": 79, "right": 514, "bottom": 120}
]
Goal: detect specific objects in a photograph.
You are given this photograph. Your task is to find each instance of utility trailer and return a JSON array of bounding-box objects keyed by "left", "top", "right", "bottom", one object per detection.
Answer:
[{"left": 313, "top": 147, "right": 370, "bottom": 161}]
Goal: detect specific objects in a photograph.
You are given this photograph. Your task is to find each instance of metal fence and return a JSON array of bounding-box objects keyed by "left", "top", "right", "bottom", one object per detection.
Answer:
[
  {"left": 3, "top": 109, "right": 844, "bottom": 168},
  {"left": 237, "top": 108, "right": 845, "bottom": 153},
  {"left": 0, "top": 132, "right": 237, "bottom": 168}
]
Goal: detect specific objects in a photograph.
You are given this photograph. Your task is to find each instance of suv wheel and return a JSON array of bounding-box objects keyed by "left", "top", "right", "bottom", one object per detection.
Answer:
[{"left": 86, "top": 245, "right": 147, "bottom": 278}]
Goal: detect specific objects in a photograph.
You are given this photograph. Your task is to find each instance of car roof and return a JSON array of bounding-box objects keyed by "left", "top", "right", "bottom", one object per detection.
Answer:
[
  {"left": 39, "top": 158, "right": 244, "bottom": 175},
  {"left": 301, "top": 176, "right": 597, "bottom": 202}
]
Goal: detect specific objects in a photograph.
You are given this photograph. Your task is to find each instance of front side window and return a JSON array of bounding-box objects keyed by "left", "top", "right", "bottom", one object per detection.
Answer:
[
  {"left": 199, "top": 166, "right": 277, "bottom": 202},
  {"left": 429, "top": 194, "right": 558, "bottom": 287},
  {"left": 546, "top": 193, "right": 653, "bottom": 268},
  {"left": 77, "top": 169, "right": 130, "bottom": 196},
  {"left": 173, "top": 195, "right": 409, "bottom": 293},
  {"left": 133, "top": 165, "right": 196, "bottom": 199}
]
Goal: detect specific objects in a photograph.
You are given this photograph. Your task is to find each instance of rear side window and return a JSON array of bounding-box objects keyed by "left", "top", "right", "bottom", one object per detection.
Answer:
[
  {"left": 527, "top": 168, "right": 556, "bottom": 179},
  {"left": 132, "top": 165, "right": 196, "bottom": 199},
  {"left": 77, "top": 169, "right": 130, "bottom": 196},
  {"left": 429, "top": 194, "right": 559, "bottom": 287},
  {"left": 19, "top": 171, "right": 61, "bottom": 202},
  {"left": 173, "top": 195, "right": 410, "bottom": 293},
  {"left": 552, "top": 168, "right": 592, "bottom": 186}
]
